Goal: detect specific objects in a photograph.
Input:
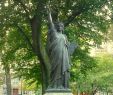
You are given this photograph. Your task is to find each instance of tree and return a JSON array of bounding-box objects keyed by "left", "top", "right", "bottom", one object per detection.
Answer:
[
  {"left": 0, "top": 0, "right": 113, "bottom": 94},
  {"left": 0, "top": 30, "right": 13, "bottom": 95},
  {"left": 0, "top": 26, "right": 41, "bottom": 94},
  {"left": 94, "top": 53, "right": 113, "bottom": 93},
  {"left": 73, "top": 53, "right": 113, "bottom": 95}
]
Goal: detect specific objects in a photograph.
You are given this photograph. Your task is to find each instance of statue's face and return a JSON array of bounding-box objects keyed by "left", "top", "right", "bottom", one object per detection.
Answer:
[{"left": 56, "top": 22, "right": 64, "bottom": 32}]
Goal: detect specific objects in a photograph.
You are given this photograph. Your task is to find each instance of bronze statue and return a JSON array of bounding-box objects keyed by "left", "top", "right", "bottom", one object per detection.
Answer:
[{"left": 46, "top": 5, "right": 76, "bottom": 91}]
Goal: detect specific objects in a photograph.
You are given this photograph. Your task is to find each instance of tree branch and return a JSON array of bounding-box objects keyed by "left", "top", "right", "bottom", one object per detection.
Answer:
[
  {"left": 64, "top": 0, "right": 109, "bottom": 27},
  {"left": 64, "top": 9, "right": 84, "bottom": 27},
  {"left": 14, "top": 24, "right": 35, "bottom": 53}
]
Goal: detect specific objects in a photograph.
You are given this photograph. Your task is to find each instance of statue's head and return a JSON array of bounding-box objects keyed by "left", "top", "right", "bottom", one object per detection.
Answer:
[{"left": 55, "top": 22, "right": 64, "bottom": 33}]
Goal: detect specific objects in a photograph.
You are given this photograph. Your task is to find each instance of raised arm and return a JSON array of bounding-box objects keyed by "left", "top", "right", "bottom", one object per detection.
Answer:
[{"left": 46, "top": 5, "right": 56, "bottom": 31}]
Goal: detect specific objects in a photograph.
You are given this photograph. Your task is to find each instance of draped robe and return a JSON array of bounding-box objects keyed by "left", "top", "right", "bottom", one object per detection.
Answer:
[{"left": 47, "top": 28, "right": 71, "bottom": 88}]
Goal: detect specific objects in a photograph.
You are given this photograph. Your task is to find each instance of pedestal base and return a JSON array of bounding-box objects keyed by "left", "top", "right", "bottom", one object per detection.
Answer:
[
  {"left": 44, "top": 92, "right": 73, "bottom": 95},
  {"left": 44, "top": 89, "right": 73, "bottom": 95}
]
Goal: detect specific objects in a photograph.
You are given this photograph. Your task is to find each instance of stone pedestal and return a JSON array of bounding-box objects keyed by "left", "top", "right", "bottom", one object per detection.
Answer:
[
  {"left": 44, "top": 89, "right": 73, "bottom": 95},
  {"left": 44, "top": 92, "right": 73, "bottom": 95}
]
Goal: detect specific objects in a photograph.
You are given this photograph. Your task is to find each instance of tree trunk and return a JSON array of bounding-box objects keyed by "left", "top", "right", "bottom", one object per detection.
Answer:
[
  {"left": 30, "top": 1, "right": 60, "bottom": 94},
  {"left": 5, "top": 65, "right": 12, "bottom": 95},
  {"left": 30, "top": 1, "right": 50, "bottom": 94}
]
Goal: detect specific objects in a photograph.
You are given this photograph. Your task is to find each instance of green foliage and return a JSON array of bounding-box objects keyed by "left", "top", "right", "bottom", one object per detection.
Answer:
[
  {"left": 94, "top": 54, "right": 113, "bottom": 91},
  {"left": 108, "top": 24, "right": 113, "bottom": 41},
  {"left": 0, "top": 26, "right": 41, "bottom": 89},
  {"left": 0, "top": 0, "right": 113, "bottom": 91},
  {"left": 73, "top": 53, "right": 113, "bottom": 93}
]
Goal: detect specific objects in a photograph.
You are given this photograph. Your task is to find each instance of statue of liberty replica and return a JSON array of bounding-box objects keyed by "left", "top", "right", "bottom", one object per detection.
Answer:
[{"left": 45, "top": 3, "right": 76, "bottom": 95}]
